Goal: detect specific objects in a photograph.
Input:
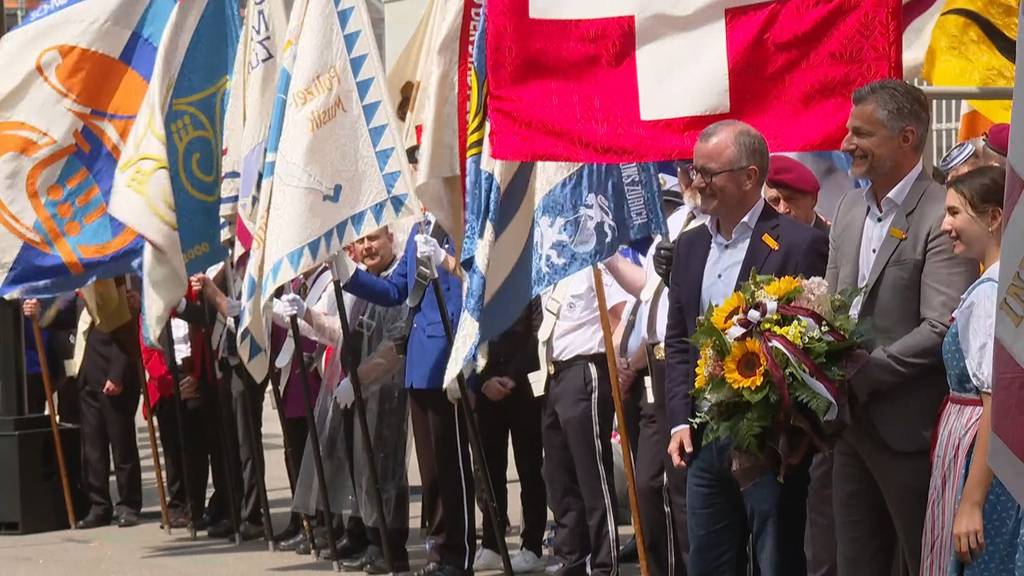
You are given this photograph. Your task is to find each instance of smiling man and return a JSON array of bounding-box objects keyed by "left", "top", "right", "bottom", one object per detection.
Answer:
[
  {"left": 827, "top": 80, "right": 978, "bottom": 576},
  {"left": 664, "top": 120, "right": 827, "bottom": 576}
]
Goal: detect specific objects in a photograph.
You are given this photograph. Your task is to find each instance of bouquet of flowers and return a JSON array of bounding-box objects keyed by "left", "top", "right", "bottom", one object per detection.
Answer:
[{"left": 690, "top": 274, "right": 862, "bottom": 462}]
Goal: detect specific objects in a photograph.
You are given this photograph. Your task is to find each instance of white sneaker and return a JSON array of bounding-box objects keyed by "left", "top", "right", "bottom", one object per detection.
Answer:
[
  {"left": 474, "top": 547, "right": 503, "bottom": 571},
  {"left": 543, "top": 560, "right": 563, "bottom": 575},
  {"left": 510, "top": 550, "right": 546, "bottom": 574}
]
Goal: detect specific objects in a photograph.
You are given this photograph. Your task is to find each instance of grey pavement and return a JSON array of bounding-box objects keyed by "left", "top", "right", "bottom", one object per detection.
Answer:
[{"left": 0, "top": 391, "right": 638, "bottom": 575}]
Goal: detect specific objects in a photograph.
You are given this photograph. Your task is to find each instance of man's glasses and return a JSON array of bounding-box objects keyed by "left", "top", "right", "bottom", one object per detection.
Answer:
[{"left": 687, "top": 165, "right": 749, "bottom": 185}]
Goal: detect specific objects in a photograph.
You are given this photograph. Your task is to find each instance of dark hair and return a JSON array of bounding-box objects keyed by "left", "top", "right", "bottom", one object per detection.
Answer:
[
  {"left": 852, "top": 80, "right": 930, "bottom": 153},
  {"left": 698, "top": 120, "right": 769, "bottom": 186},
  {"left": 947, "top": 165, "right": 1005, "bottom": 215}
]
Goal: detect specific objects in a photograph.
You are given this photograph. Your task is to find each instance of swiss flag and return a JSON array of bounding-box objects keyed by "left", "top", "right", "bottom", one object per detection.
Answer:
[{"left": 486, "top": 0, "right": 901, "bottom": 162}]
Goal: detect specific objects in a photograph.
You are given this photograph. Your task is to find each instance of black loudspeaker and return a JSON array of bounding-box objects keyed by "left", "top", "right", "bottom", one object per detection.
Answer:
[
  {"left": 0, "top": 416, "right": 86, "bottom": 534},
  {"left": 0, "top": 299, "right": 25, "bottom": 417}
]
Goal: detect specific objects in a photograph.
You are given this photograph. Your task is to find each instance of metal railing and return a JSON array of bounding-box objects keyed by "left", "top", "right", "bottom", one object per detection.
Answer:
[{"left": 918, "top": 84, "right": 1014, "bottom": 169}]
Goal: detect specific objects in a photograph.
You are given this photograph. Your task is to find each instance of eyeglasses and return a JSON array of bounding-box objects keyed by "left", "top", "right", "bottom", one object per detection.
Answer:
[{"left": 687, "top": 164, "right": 749, "bottom": 185}]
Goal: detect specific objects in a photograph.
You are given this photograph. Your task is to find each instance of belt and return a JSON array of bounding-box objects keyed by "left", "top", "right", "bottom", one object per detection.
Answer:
[{"left": 549, "top": 353, "right": 606, "bottom": 375}]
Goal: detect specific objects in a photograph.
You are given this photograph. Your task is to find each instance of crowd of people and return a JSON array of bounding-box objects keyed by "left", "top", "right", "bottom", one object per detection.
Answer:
[{"left": 16, "top": 79, "right": 1023, "bottom": 576}]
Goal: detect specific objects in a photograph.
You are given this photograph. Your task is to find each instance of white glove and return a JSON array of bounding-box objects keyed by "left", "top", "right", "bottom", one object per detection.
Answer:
[
  {"left": 445, "top": 379, "right": 461, "bottom": 403},
  {"left": 333, "top": 376, "right": 355, "bottom": 410},
  {"left": 415, "top": 233, "right": 446, "bottom": 271},
  {"left": 224, "top": 298, "right": 242, "bottom": 318},
  {"left": 279, "top": 293, "right": 305, "bottom": 318}
]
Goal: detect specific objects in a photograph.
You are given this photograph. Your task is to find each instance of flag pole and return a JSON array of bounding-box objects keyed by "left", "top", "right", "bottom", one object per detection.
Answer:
[
  {"left": 288, "top": 314, "right": 342, "bottom": 570},
  {"left": 198, "top": 316, "right": 244, "bottom": 547},
  {"left": 328, "top": 274, "right": 395, "bottom": 571},
  {"left": 160, "top": 324, "right": 199, "bottom": 539},
  {"left": 592, "top": 264, "right": 649, "bottom": 576},
  {"left": 218, "top": 257, "right": 275, "bottom": 549},
  {"left": 429, "top": 277, "right": 514, "bottom": 576},
  {"left": 125, "top": 278, "right": 172, "bottom": 534},
  {"left": 134, "top": 358, "right": 172, "bottom": 535},
  {"left": 28, "top": 315, "right": 77, "bottom": 530}
]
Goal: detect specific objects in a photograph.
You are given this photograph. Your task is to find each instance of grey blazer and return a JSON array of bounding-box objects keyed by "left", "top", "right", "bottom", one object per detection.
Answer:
[{"left": 826, "top": 170, "right": 978, "bottom": 453}]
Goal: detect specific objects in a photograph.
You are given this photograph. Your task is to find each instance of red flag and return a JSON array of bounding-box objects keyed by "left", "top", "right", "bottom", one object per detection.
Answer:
[{"left": 486, "top": 0, "right": 901, "bottom": 162}]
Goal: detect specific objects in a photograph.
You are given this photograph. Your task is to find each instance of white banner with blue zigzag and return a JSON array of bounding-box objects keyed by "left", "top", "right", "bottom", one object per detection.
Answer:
[{"left": 237, "top": 0, "right": 417, "bottom": 382}]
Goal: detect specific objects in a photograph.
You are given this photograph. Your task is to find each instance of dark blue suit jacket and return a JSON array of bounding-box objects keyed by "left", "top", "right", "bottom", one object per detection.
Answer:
[
  {"left": 664, "top": 204, "right": 829, "bottom": 430},
  {"left": 343, "top": 224, "right": 462, "bottom": 390}
]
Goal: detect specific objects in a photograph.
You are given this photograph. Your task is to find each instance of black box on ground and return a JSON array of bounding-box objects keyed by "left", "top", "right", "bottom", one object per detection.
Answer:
[{"left": 0, "top": 416, "right": 86, "bottom": 534}]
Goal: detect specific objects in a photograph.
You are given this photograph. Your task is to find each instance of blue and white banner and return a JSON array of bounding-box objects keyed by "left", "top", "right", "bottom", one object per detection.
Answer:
[
  {"left": 445, "top": 10, "right": 665, "bottom": 384},
  {"left": 109, "top": 0, "right": 240, "bottom": 342},
  {"left": 237, "top": 0, "right": 417, "bottom": 382},
  {"left": 220, "top": 0, "right": 293, "bottom": 254},
  {"left": 0, "top": 0, "right": 177, "bottom": 297}
]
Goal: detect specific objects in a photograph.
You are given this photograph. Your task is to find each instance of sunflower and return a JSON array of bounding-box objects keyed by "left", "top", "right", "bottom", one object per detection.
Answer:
[
  {"left": 711, "top": 292, "right": 747, "bottom": 332},
  {"left": 763, "top": 276, "right": 802, "bottom": 301},
  {"left": 695, "top": 346, "right": 715, "bottom": 389},
  {"left": 723, "top": 339, "right": 766, "bottom": 391}
]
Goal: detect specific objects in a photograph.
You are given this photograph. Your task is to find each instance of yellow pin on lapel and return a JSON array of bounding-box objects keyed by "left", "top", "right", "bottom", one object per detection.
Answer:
[
  {"left": 889, "top": 227, "right": 907, "bottom": 241},
  {"left": 761, "top": 233, "right": 779, "bottom": 251}
]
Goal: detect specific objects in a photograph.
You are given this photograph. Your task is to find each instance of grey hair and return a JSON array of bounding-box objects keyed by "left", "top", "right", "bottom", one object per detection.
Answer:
[
  {"left": 852, "top": 80, "right": 930, "bottom": 153},
  {"left": 698, "top": 120, "right": 769, "bottom": 186}
]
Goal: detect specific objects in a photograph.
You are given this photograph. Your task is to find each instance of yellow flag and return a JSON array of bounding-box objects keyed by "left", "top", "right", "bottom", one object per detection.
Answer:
[
  {"left": 923, "top": 0, "right": 1018, "bottom": 123},
  {"left": 80, "top": 279, "right": 132, "bottom": 333}
]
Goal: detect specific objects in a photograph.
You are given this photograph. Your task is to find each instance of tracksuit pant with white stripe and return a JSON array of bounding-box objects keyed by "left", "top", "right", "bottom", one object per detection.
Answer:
[
  {"left": 409, "top": 388, "right": 476, "bottom": 571},
  {"left": 543, "top": 355, "right": 620, "bottom": 576}
]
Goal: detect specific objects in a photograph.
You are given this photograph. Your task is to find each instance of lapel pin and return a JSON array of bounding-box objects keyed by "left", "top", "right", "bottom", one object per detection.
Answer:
[
  {"left": 761, "top": 233, "right": 779, "bottom": 251},
  {"left": 888, "top": 226, "right": 907, "bottom": 241}
]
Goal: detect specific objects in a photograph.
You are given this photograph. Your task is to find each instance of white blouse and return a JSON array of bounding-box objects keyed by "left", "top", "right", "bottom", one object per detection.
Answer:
[{"left": 953, "top": 262, "right": 999, "bottom": 393}]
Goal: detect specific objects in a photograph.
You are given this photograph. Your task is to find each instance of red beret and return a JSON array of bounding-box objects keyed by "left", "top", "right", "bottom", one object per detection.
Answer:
[
  {"left": 985, "top": 123, "right": 1010, "bottom": 157},
  {"left": 766, "top": 155, "right": 819, "bottom": 197}
]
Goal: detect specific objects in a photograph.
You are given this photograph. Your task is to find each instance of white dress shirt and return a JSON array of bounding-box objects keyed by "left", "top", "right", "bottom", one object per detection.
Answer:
[
  {"left": 627, "top": 205, "right": 705, "bottom": 357},
  {"left": 700, "top": 198, "right": 765, "bottom": 312},
  {"left": 547, "top": 266, "right": 629, "bottom": 361},
  {"left": 851, "top": 161, "right": 923, "bottom": 318}
]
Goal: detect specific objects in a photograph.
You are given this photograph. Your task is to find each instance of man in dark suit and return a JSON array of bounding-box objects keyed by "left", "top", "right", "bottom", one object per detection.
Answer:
[
  {"left": 76, "top": 278, "right": 144, "bottom": 529},
  {"left": 828, "top": 80, "right": 977, "bottom": 576},
  {"left": 343, "top": 220, "right": 474, "bottom": 576},
  {"left": 664, "top": 120, "right": 828, "bottom": 576}
]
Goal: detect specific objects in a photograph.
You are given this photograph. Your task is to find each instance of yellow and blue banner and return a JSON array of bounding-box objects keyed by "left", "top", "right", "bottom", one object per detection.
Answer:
[{"left": 109, "top": 0, "right": 240, "bottom": 342}]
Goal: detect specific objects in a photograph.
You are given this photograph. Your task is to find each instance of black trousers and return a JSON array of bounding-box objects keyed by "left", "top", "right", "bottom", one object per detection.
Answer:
[
  {"left": 476, "top": 374, "right": 547, "bottom": 556},
  {"left": 543, "top": 356, "right": 619, "bottom": 576},
  {"left": 409, "top": 388, "right": 475, "bottom": 570},
  {"left": 79, "top": 383, "right": 142, "bottom": 515},
  {"left": 634, "top": 357, "right": 688, "bottom": 576},
  {"left": 155, "top": 397, "right": 211, "bottom": 517},
  {"left": 805, "top": 450, "right": 837, "bottom": 576},
  {"left": 227, "top": 368, "right": 266, "bottom": 525}
]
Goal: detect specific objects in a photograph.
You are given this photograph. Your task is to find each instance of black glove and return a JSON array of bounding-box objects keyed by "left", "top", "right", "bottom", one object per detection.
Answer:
[{"left": 653, "top": 239, "right": 675, "bottom": 284}]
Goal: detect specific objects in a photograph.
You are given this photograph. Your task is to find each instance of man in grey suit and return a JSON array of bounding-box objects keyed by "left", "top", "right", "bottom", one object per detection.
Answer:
[{"left": 827, "top": 80, "right": 978, "bottom": 576}]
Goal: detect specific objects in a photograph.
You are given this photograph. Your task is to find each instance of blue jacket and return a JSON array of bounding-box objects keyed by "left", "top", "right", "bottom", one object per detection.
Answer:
[{"left": 343, "top": 225, "right": 461, "bottom": 390}]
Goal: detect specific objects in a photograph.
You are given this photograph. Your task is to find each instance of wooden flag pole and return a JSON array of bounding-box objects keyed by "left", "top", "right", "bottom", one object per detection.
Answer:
[
  {"left": 125, "top": 275, "right": 172, "bottom": 535},
  {"left": 29, "top": 316, "right": 77, "bottom": 530},
  {"left": 134, "top": 357, "right": 172, "bottom": 534},
  {"left": 591, "top": 265, "right": 649, "bottom": 576}
]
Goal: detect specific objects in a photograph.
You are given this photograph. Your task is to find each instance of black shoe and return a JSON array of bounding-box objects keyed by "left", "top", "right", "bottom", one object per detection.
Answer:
[
  {"left": 296, "top": 534, "right": 328, "bottom": 556},
  {"left": 413, "top": 562, "right": 443, "bottom": 576},
  {"left": 75, "top": 511, "right": 111, "bottom": 530},
  {"left": 117, "top": 508, "right": 140, "bottom": 528},
  {"left": 195, "top": 513, "right": 221, "bottom": 532},
  {"left": 341, "top": 545, "right": 382, "bottom": 570},
  {"left": 206, "top": 518, "right": 234, "bottom": 538},
  {"left": 278, "top": 532, "right": 308, "bottom": 552},
  {"left": 334, "top": 535, "right": 369, "bottom": 560},
  {"left": 273, "top": 522, "right": 302, "bottom": 543},
  {"left": 238, "top": 521, "right": 265, "bottom": 541},
  {"left": 424, "top": 564, "right": 472, "bottom": 576},
  {"left": 619, "top": 536, "right": 638, "bottom": 563}
]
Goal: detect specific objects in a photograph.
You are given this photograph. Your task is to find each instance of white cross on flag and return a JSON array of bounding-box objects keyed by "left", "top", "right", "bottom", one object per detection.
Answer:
[{"left": 489, "top": 0, "right": 901, "bottom": 162}]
